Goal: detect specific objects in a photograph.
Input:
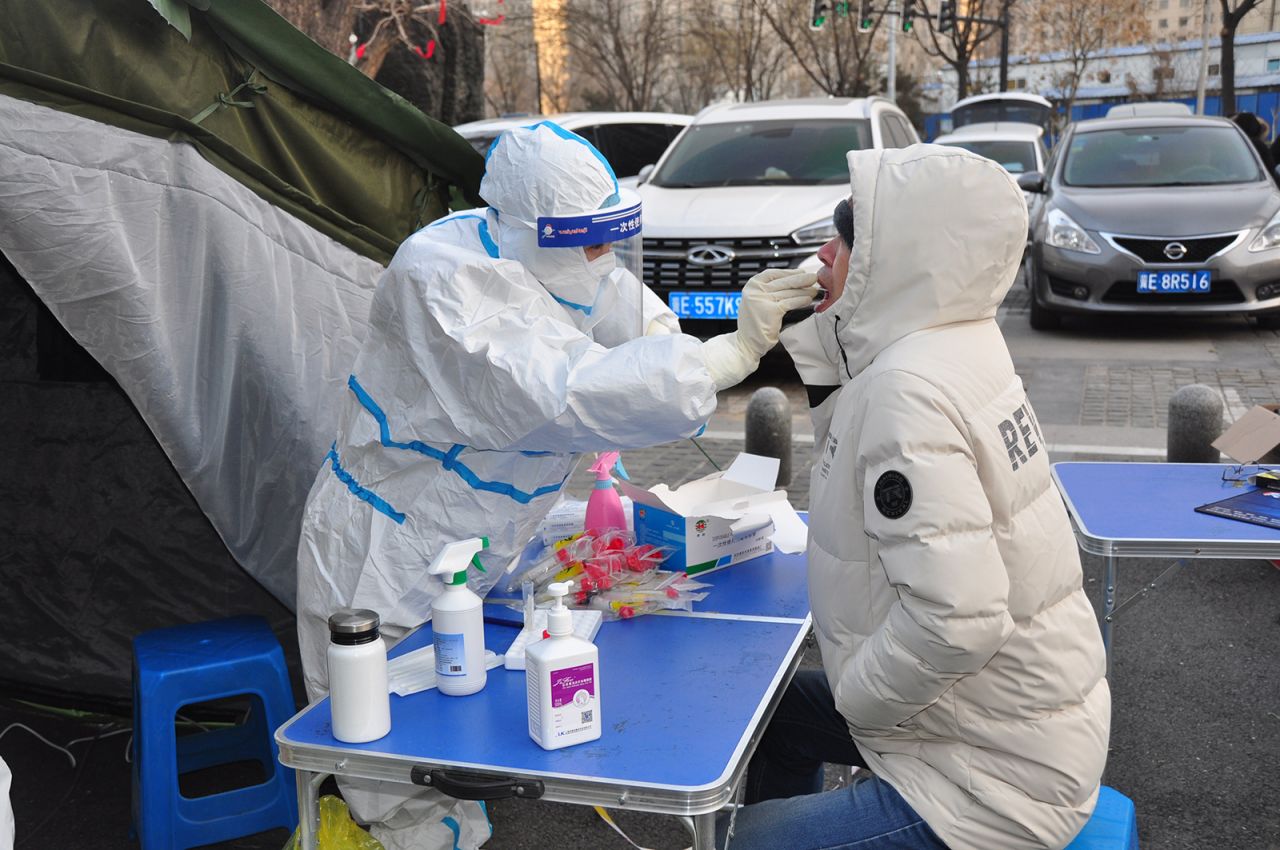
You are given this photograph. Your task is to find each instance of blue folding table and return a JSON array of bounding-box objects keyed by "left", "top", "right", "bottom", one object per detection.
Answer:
[
  {"left": 276, "top": 547, "right": 811, "bottom": 850},
  {"left": 1051, "top": 462, "right": 1280, "bottom": 673}
]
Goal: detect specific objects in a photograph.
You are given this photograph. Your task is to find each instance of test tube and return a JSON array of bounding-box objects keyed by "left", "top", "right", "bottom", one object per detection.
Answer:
[{"left": 522, "top": 580, "right": 535, "bottom": 627}]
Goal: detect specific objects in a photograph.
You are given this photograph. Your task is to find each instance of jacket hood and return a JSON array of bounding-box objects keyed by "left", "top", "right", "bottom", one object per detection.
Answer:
[{"left": 821, "top": 145, "right": 1027, "bottom": 380}]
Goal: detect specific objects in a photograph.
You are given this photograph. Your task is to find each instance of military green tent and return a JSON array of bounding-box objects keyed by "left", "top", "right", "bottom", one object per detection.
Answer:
[{"left": 0, "top": 0, "right": 484, "bottom": 707}]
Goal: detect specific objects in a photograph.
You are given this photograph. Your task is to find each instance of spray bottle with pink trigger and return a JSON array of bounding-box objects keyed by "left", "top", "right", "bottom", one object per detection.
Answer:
[{"left": 584, "top": 451, "right": 627, "bottom": 534}]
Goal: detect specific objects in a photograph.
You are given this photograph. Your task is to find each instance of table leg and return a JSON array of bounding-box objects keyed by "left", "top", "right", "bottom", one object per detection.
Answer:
[
  {"left": 296, "top": 769, "right": 327, "bottom": 850},
  {"left": 692, "top": 811, "right": 718, "bottom": 850},
  {"left": 1103, "top": 554, "right": 1115, "bottom": 677}
]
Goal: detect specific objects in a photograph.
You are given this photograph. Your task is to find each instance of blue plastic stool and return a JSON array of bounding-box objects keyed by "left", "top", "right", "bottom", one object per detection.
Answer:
[
  {"left": 131, "top": 616, "right": 298, "bottom": 849},
  {"left": 1066, "top": 786, "right": 1139, "bottom": 849}
]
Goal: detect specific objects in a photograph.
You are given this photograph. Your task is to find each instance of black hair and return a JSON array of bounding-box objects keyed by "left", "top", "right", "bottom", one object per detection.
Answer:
[{"left": 833, "top": 198, "right": 854, "bottom": 248}]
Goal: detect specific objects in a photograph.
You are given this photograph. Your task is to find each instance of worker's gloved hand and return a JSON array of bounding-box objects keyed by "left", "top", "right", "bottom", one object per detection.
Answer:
[{"left": 702, "top": 269, "right": 820, "bottom": 390}]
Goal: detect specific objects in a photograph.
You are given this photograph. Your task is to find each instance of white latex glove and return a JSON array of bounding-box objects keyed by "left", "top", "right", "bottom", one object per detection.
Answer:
[{"left": 702, "top": 269, "right": 820, "bottom": 390}]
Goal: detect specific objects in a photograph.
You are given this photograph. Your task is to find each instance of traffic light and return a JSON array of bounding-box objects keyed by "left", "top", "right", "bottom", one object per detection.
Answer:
[
  {"left": 858, "top": 0, "right": 874, "bottom": 32},
  {"left": 937, "top": 0, "right": 956, "bottom": 32},
  {"left": 901, "top": 0, "right": 915, "bottom": 32},
  {"left": 810, "top": 0, "right": 831, "bottom": 29}
]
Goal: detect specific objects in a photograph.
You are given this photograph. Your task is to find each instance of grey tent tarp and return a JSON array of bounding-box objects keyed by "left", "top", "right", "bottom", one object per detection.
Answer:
[{"left": 0, "top": 0, "right": 482, "bottom": 707}]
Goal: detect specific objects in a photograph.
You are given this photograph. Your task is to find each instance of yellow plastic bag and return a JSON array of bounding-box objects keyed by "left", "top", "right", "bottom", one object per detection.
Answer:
[{"left": 283, "top": 795, "right": 385, "bottom": 850}]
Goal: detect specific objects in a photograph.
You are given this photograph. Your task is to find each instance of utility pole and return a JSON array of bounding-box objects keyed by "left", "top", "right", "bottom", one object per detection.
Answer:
[
  {"left": 887, "top": 0, "right": 898, "bottom": 101},
  {"left": 998, "top": 0, "right": 1011, "bottom": 92},
  {"left": 1195, "top": 0, "right": 1212, "bottom": 114}
]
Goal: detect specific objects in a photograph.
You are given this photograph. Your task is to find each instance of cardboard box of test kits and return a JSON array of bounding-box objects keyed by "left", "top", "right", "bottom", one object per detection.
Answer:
[
  {"left": 617, "top": 453, "right": 803, "bottom": 577},
  {"left": 1212, "top": 403, "right": 1280, "bottom": 464}
]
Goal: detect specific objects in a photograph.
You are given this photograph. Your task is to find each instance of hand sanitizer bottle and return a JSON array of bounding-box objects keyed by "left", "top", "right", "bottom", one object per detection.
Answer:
[
  {"left": 426, "top": 537, "right": 489, "bottom": 696},
  {"left": 526, "top": 581, "right": 601, "bottom": 750}
]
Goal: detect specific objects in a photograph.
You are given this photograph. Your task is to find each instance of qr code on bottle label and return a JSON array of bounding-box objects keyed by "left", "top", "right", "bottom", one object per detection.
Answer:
[{"left": 581, "top": 710, "right": 593, "bottom": 723}]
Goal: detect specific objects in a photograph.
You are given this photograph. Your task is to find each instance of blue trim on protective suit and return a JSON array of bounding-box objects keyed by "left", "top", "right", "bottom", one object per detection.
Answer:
[
  {"left": 347, "top": 375, "right": 567, "bottom": 505},
  {"left": 428, "top": 213, "right": 499, "bottom": 258},
  {"left": 442, "top": 816, "right": 461, "bottom": 850},
  {"left": 551, "top": 294, "right": 593, "bottom": 315},
  {"left": 325, "top": 444, "right": 406, "bottom": 524}
]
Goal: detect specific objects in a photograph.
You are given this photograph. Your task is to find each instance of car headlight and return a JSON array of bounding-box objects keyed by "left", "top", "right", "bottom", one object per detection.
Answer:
[
  {"left": 790, "top": 217, "right": 837, "bottom": 244},
  {"left": 1045, "top": 208, "right": 1101, "bottom": 254},
  {"left": 1249, "top": 209, "right": 1280, "bottom": 252}
]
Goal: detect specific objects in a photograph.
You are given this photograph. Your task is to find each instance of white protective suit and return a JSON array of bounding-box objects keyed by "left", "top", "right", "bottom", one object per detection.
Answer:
[
  {"left": 0, "top": 756, "right": 11, "bottom": 850},
  {"left": 295, "top": 122, "right": 818, "bottom": 849},
  {"left": 781, "top": 146, "right": 1110, "bottom": 849}
]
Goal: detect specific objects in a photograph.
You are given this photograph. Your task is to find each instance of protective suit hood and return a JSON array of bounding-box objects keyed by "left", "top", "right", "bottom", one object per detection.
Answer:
[
  {"left": 479, "top": 121, "right": 640, "bottom": 332},
  {"left": 792, "top": 145, "right": 1027, "bottom": 383}
]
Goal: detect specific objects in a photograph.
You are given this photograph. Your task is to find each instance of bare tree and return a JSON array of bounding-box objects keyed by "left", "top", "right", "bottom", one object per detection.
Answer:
[
  {"left": 562, "top": 0, "right": 675, "bottom": 111},
  {"left": 686, "top": 0, "right": 788, "bottom": 103},
  {"left": 760, "top": 0, "right": 882, "bottom": 97},
  {"left": 1027, "top": 0, "right": 1148, "bottom": 131},
  {"left": 917, "top": 0, "right": 1007, "bottom": 101},
  {"left": 483, "top": 0, "right": 538, "bottom": 115},
  {"left": 1219, "top": 0, "right": 1264, "bottom": 116},
  {"left": 664, "top": 30, "right": 725, "bottom": 114},
  {"left": 265, "top": 0, "right": 356, "bottom": 55}
]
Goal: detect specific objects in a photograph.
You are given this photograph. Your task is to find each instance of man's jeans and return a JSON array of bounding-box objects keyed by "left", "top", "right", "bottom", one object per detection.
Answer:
[{"left": 717, "top": 670, "right": 949, "bottom": 850}]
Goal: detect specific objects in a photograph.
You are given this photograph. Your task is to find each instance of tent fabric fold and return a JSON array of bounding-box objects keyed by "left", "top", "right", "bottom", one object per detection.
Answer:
[{"left": 0, "top": 0, "right": 485, "bottom": 264}]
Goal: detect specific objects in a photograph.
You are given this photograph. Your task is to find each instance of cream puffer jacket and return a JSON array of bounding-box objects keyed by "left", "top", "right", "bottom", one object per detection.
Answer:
[{"left": 781, "top": 146, "right": 1110, "bottom": 850}]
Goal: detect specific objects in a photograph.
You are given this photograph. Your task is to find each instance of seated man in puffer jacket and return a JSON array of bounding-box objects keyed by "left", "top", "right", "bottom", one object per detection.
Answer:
[{"left": 721, "top": 146, "right": 1111, "bottom": 850}]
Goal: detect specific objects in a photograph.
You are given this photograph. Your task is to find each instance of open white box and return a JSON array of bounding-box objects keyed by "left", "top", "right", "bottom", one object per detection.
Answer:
[{"left": 617, "top": 453, "right": 807, "bottom": 576}]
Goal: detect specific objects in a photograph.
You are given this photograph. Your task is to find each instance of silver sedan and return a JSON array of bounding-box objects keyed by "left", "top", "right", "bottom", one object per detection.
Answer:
[{"left": 1020, "top": 114, "right": 1280, "bottom": 330}]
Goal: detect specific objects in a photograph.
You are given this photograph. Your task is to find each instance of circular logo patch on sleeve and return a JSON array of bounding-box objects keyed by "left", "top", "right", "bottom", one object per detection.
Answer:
[{"left": 873, "top": 471, "right": 912, "bottom": 519}]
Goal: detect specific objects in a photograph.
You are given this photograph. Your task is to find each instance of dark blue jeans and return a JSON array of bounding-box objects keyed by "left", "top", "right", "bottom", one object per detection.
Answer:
[{"left": 718, "top": 670, "right": 949, "bottom": 850}]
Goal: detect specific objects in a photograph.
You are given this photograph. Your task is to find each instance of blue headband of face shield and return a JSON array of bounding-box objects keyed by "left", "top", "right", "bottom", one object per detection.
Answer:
[{"left": 535, "top": 199, "right": 643, "bottom": 248}]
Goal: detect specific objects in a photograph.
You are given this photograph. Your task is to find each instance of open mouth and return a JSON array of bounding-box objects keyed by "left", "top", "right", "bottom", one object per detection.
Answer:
[{"left": 814, "top": 286, "right": 837, "bottom": 312}]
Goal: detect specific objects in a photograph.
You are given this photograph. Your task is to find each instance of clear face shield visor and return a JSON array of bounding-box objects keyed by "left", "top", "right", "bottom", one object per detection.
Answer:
[{"left": 535, "top": 188, "right": 643, "bottom": 281}]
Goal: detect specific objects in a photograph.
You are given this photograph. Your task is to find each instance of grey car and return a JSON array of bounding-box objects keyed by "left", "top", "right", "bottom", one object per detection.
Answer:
[{"left": 1019, "top": 114, "right": 1280, "bottom": 330}]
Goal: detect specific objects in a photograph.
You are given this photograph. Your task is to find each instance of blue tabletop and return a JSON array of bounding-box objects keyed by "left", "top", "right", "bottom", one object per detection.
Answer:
[
  {"left": 1052, "top": 462, "right": 1280, "bottom": 547},
  {"left": 279, "top": 614, "right": 808, "bottom": 791}
]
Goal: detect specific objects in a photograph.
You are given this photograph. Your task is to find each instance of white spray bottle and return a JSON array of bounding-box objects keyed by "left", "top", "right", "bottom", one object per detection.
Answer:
[
  {"left": 427, "top": 536, "right": 489, "bottom": 696},
  {"left": 526, "top": 581, "right": 601, "bottom": 750}
]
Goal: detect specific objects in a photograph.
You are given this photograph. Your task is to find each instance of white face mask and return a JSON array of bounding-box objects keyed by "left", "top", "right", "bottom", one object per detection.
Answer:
[{"left": 587, "top": 251, "right": 618, "bottom": 279}]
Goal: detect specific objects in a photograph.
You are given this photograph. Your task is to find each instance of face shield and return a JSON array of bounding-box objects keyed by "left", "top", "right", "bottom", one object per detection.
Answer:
[
  {"left": 481, "top": 122, "right": 645, "bottom": 334},
  {"left": 534, "top": 186, "right": 643, "bottom": 281}
]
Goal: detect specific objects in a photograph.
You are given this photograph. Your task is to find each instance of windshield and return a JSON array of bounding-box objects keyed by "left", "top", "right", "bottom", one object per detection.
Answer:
[
  {"left": 943, "top": 139, "right": 1038, "bottom": 174},
  {"left": 650, "top": 119, "right": 872, "bottom": 188},
  {"left": 952, "top": 101, "right": 1051, "bottom": 131},
  {"left": 1063, "top": 126, "right": 1263, "bottom": 187}
]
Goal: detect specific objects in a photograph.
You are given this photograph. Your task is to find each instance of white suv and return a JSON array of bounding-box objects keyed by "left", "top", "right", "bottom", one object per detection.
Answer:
[
  {"left": 636, "top": 97, "right": 920, "bottom": 327},
  {"left": 452, "top": 111, "right": 692, "bottom": 184}
]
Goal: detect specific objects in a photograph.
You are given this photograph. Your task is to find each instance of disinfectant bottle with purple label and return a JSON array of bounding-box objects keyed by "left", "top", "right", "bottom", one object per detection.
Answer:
[{"left": 525, "top": 581, "right": 601, "bottom": 750}]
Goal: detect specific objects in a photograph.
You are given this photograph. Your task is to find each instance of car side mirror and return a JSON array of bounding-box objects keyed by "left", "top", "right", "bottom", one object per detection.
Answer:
[
  {"left": 1017, "top": 171, "right": 1047, "bottom": 193},
  {"left": 1013, "top": 171, "right": 1044, "bottom": 193},
  {"left": 637, "top": 164, "right": 655, "bottom": 185}
]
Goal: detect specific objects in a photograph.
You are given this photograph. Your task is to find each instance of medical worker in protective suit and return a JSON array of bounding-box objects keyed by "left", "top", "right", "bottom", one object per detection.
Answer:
[
  {"left": 295, "top": 122, "right": 818, "bottom": 849},
  {"left": 721, "top": 146, "right": 1110, "bottom": 850}
]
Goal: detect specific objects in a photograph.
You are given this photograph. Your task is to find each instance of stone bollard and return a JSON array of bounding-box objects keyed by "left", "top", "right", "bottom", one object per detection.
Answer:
[
  {"left": 1166, "top": 384, "right": 1223, "bottom": 463},
  {"left": 745, "top": 387, "right": 792, "bottom": 487}
]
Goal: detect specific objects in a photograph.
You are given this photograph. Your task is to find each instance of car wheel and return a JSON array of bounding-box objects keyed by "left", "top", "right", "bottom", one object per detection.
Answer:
[
  {"left": 1025, "top": 252, "right": 1062, "bottom": 330},
  {"left": 1029, "top": 291, "right": 1059, "bottom": 332},
  {"left": 1257, "top": 313, "right": 1280, "bottom": 331}
]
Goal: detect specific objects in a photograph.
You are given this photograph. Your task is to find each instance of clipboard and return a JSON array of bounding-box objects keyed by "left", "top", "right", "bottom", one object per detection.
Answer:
[{"left": 1195, "top": 488, "right": 1280, "bottom": 531}]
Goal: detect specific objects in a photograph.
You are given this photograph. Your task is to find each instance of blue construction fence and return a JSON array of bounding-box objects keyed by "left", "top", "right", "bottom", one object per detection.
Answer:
[{"left": 922, "top": 90, "right": 1280, "bottom": 144}]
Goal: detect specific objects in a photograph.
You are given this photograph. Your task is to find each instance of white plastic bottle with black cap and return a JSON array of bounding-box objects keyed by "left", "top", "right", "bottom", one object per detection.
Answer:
[{"left": 327, "top": 608, "right": 391, "bottom": 743}]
